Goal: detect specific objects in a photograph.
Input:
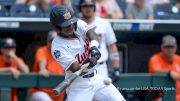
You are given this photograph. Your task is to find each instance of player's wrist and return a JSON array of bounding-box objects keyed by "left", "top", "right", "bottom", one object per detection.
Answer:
[
  {"left": 110, "top": 52, "right": 120, "bottom": 61},
  {"left": 39, "top": 66, "right": 48, "bottom": 72},
  {"left": 112, "top": 68, "right": 120, "bottom": 76},
  {"left": 109, "top": 68, "right": 121, "bottom": 83}
]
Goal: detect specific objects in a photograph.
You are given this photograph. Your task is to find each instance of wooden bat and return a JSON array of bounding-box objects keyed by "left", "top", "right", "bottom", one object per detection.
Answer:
[
  {"left": 53, "top": 63, "right": 90, "bottom": 96},
  {"left": 67, "top": 0, "right": 74, "bottom": 13}
]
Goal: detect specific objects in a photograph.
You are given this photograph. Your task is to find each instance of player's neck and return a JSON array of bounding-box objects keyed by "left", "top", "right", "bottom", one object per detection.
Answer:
[{"left": 82, "top": 16, "right": 95, "bottom": 24}]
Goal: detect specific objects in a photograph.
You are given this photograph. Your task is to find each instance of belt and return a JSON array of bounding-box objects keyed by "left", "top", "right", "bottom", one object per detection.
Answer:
[
  {"left": 98, "top": 61, "right": 105, "bottom": 65},
  {"left": 82, "top": 69, "right": 97, "bottom": 78}
]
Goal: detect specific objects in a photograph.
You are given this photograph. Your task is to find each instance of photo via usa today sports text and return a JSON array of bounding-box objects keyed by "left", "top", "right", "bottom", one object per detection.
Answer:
[{"left": 117, "top": 86, "right": 175, "bottom": 91}]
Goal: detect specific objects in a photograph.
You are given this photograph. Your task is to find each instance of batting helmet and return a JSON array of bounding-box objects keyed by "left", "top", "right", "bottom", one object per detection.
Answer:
[
  {"left": 50, "top": 5, "right": 78, "bottom": 28},
  {"left": 79, "top": 0, "right": 96, "bottom": 11}
]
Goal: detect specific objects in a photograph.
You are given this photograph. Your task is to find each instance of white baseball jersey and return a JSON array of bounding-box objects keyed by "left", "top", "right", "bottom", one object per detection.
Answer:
[
  {"left": 89, "top": 16, "right": 117, "bottom": 63},
  {"left": 51, "top": 19, "right": 125, "bottom": 101},
  {"left": 51, "top": 19, "right": 95, "bottom": 78}
]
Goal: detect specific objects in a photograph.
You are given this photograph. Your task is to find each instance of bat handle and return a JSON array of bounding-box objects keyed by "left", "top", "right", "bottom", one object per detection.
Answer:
[
  {"left": 53, "top": 89, "right": 60, "bottom": 96},
  {"left": 53, "top": 74, "right": 78, "bottom": 96},
  {"left": 53, "top": 81, "right": 69, "bottom": 96},
  {"left": 53, "top": 63, "right": 89, "bottom": 96}
]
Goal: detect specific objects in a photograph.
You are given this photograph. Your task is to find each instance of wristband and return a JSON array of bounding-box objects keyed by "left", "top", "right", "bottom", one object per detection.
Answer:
[
  {"left": 90, "top": 40, "right": 99, "bottom": 48},
  {"left": 110, "top": 52, "right": 120, "bottom": 60}
]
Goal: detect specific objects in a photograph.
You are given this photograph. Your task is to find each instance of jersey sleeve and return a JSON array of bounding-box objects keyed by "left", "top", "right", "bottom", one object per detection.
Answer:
[
  {"left": 51, "top": 46, "right": 76, "bottom": 71},
  {"left": 35, "top": 47, "right": 47, "bottom": 63},
  {"left": 104, "top": 21, "right": 117, "bottom": 45}
]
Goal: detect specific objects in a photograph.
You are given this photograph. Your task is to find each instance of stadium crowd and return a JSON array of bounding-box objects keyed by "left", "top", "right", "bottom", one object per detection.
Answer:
[{"left": 0, "top": 0, "right": 179, "bottom": 19}]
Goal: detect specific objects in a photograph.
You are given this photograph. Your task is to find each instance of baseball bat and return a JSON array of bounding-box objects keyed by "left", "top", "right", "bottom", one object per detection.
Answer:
[
  {"left": 67, "top": 0, "right": 74, "bottom": 13},
  {"left": 53, "top": 63, "right": 90, "bottom": 96}
]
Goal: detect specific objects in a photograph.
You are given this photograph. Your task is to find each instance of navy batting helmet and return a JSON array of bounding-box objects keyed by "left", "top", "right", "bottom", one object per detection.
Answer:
[
  {"left": 79, "top": 0, "right": 96, "bottom": 11},
  {"left": 50, "top": 5, "right": 78, "bottom": 28}
]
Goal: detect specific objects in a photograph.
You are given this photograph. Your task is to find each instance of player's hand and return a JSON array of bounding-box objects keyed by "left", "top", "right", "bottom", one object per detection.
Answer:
[
  {"left": 9, "top": 68, "right": 21, "bottom": 79},
  {"left": 109, "top": 68, "right": 120, "bottom": 83},
  {"left": 87, "top": 56, "right": 98, "bottom": 68},
  {"left": 89, "top": 46, "right": 101, "bottom": 60},
  {"left": 39, "top": 69, "right": 50, "bottom": 77},
  {"left": 88, "top": 46, "right": 101, "bottom": 68},
  {"left": 169, "top": 71, "right": 180, "bottom": 80},
  {"left": 8, "top": 50, "right": 17, "bottom": 59}
]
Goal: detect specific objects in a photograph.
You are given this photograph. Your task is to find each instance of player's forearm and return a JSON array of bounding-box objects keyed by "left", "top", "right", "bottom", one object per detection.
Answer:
[
  {"left": 0, "top": 68, "right": 11, "bottom": 72},
  {"left": 68, "top": 61, "right": 81, "bottom": 73},
  {"left": 14, "top": 57, "right": 29, "bottom": 73},
  {"left": 108, "top": 44, "right": 120, "bottom": 68},
  {"left": 111, "top": 60, "right": 120, "bottom": 69},
  {"left": 39, "top": 61, "right": 47, "bottom": 71},
  {"left": 155, "top": 69, "right": 169, "bottom": 73},
  {"left": 18, "top": 64, "right": 29, "bottom": 73},
  {"left": 86, "top": 28, "right": 99, "bottom": 41}
]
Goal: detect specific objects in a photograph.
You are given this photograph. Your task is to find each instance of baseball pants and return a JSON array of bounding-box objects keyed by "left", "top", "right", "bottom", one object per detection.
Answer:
[{"left": 66, "top": 74, "right": 125, "bottom": 101}]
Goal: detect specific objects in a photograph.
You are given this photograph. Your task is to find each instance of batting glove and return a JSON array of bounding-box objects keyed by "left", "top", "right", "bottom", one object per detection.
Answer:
[
  {"left": 109, "top": 68, "right": 120, "bottom": 83},
  {"left": 87, "top": 46, "right": 101, "bottom": 68},
  {"left": 90, "top": 46, "right": 101, "bottom": 60}
]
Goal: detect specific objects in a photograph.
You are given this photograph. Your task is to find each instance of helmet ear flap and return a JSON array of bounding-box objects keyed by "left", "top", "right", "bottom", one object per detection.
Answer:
[
  {"left": 79, "top": 5, "right": 81, "bottom": 12},
  {"left": 55, "top": 25, "right": 62, "bottom": 30},
  {"left": 94, "top": 6, "right": 96, "bottom": 12},
  {"left": 74, "top": 22, "right": 77, "bottom": 31}
]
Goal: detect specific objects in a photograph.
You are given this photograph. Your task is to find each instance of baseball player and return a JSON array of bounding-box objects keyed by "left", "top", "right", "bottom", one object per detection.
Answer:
[
  {"left": 50, "top": 5, "right": 125, "bottom": 101},
  {"left": 79, "top": 0, "right": 121, "bottom": 82},
  {"left": 0, "top": 38, "right": 29, "bottom": 101}
]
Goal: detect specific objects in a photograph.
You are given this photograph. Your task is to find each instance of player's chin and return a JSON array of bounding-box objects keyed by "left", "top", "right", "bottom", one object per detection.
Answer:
[
  {"left": 83, "top": 14, "right": 92, "bottom": 19},
  {"left": 66, "top": 32, "right": 74, "bottom": 36}
]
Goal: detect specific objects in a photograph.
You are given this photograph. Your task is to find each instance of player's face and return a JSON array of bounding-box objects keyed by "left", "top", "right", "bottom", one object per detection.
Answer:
[
  {"left": 161, "top": 45, "right": 177, "bottom": 57},
  {"left": 1, "top": 48, "right": 16, "bottom": 62},
  {"left": 81, "top": 5, "right": 95, "bottom": 19},
  {"left": 59, "top": 24, "right": 75, "bottom": 37},
  {"left": 1, "top": 48, "right": 15, "bottom": 55}
]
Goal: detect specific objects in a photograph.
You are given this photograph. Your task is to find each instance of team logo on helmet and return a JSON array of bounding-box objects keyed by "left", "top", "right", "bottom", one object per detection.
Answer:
[{"left": 63, "top": 12, "right": 71, "bottom": 19}]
